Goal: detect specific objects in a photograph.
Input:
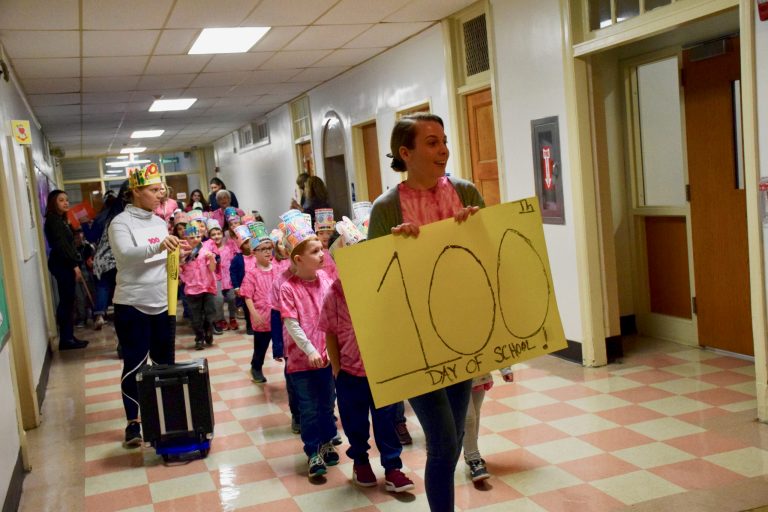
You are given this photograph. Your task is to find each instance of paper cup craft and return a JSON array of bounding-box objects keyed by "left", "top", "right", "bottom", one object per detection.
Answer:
[{"left": 314, "top": 208, "right": 335, "bottom": 232}]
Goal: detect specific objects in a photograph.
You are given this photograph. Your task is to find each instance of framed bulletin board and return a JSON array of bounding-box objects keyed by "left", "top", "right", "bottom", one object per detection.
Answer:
[{"left": 531, "top": 116, "right": 566, "bottom": 225}]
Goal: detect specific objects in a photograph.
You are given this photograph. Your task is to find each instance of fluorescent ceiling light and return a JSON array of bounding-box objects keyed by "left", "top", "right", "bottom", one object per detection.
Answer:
[
  {"left": 105, "top": 159, "right": 152, "bottom": 168},
  {"left": 149, "top": 98, "right": 197, "bottom": 112},
  {"left": 121, "top": 147, "right": 146, "bottom": 154},
  {"left": 188, "top": 27, "right": 271, "bottom": 54},
  {"left": 131, "top": 130, "right": 164, "bottom": 138}
]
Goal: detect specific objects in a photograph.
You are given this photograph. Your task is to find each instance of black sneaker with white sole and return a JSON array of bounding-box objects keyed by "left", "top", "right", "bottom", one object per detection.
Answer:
[{"left": 123, "top": 421, "right": 142, "bottom": 448}]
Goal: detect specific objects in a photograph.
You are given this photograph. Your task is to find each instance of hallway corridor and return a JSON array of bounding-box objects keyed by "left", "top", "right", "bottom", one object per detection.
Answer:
[{"left": 17, "top": 324, "right": 768, "bottom": 512}]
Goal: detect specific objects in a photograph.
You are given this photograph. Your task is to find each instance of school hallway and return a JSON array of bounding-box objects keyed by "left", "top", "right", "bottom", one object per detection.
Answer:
[{"left": 16, "top": 319, "right": 768, "bottom": 512}]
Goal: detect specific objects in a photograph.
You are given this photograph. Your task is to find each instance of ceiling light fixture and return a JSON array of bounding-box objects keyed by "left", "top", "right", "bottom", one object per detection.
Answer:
[
  {"left": 121, "top": 147, "right": 146, "bottom": 154},
  {"left": 188, "top": 27, "right": 271, "bottom": 55},
  {"left": 130, "top": 130, "right": 164, "bottom": 138},
  {"left": 149, "top": 98, "right": 197, "bottom": 112},
  {"left": 105, "top": 159, "right": 152, "bottom": 168}
]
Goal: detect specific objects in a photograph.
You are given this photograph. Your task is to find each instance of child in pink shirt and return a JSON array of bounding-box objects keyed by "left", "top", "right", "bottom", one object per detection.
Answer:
[
  {"left": 208, "top": 218, "right": 240, "bottom": 332},
  {"left": 279, "top": 229, "right": 337, "bottom": 480},
  {"left": 314, "top": 208, "right": 339, "bottom": 281},
  {"left": 179, "top": 224, "right": 217, "bottom": 350},
  {"left": 321, "top": 277, "right": 415, "bottom": 493},
  {"left": 240, "top": 224, "right": 277, "bottom": 383}
]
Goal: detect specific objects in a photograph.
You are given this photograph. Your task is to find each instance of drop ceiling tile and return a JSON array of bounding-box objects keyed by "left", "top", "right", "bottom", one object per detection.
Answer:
[
  {"left": 129, "top": 89, "right": 185, "bottom": 102},
  {"left": 83, "top": 57, "right": 148, "bottom": 77},
  {"left": 82, "top": 103, "right": 129, "bottom": 114},
  {"left": 137, "top": 74, "right": 196, "bottom": 90},
  {"left": 11, "top": 58, "right": 79, "bottom": 79},
  {"left": 225, "top": 85, "right": 269, "bottom": 97},
  {"left": 243, "top": 0, "right": 337, "bottom": 26},
  {"left": 288, "top": 66, "right": 349, "bottom": 82},
  {"left": 259, "top": 82, "right": 320, "bottom": 95},
  {"left": 189, "top": 71, "right": 251, "bottom": 87},
  {"left": 29, "top": 93, "right": 81, "bottom": 107},
  {"left": 166, "top": 0, "right": 256, "bottom": 28},
  {"left": 316, "top": 0, "right": 410, "bottom": 24},
  {"left": 0, "top": 0, "right": 78, "bottom": 30},
  {"left": 260, "top": 50, "right": 331, "bottom": 69},
  {"left": 145, "top": 55, "right": 212, "bottom": 75},
  {"left": 212, "top": 97, "right": 260, "bottom": 108},
  {"left": 83, "top": 30, "right": 160, "bottom": 57},
  {"left": 83, "top": 76, "right": 141, "bottom": 92},
  {"left": 311, "top": 47, "right": 384, "bottom": 67},
  {"left": 203, "top": 53, "right": 274, "bottom": 72},
  {"left": 243, "top": 69, "right": 302, "bottom": 84},
  {"left": 83, "top": 0, "right": 174, "bottom": 29},
  {"left": 344, "top": 22, "right": 432, "bottom": 48},
  {"left": 154, "top": 29, "right": 199, "bottom": 55},
  {"left": 23, "top": 78, "right": 81, "bottom": 94},
  {"left": 254, "top": 92, "right": 302, "bottom": 105},
  {"left": 125, "top": 101, "right": 154, "bottom": 112},
  {"left": 251, "top": 26, "right": 305, "bottom": 52},
  {"left": 183, "top": 87, "right": 233, "bottom": 99},
  {"left": 0, "top": 31, "right": 79, "bottom": 58},
  {"left": 82, "top": 91, "right": 139, "bottom": 104},
  {"left": 284, "top": 24, "right": 372, "bottom": 51},
  {"left": 384, "top": 0, "right": 476, "bottom": 22},
  {"left": 83, "top": 112, "right": 127, "bottom": 122},
  {"left": 34, "top": 105, "right": 82, "bottom": 117}
]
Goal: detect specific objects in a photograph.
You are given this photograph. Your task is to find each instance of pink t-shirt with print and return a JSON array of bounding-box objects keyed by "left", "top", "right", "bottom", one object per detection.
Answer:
[
  {"left": 280, "top": 272, "right": 332, "bottom": 374},
  {"left": 320, "top": 248, "right": 338, "bottom": 281},
  {"left": 243, "top": 254, "right": 257, "bottom": 274},
  {"left": 180, "top": 247, "right": 217, "bottom": 296},
  {"left": 216, "top": 238, "right": 240, "bottom": 289},
  {"left": 240, "top": 264, "right": 276, "bottom": 332},
  {"left": 398, "top": 176, "right": 464, "bottom": 226},
  {"left": 319, "top": 279, "right": 365, "bottom": 377}
]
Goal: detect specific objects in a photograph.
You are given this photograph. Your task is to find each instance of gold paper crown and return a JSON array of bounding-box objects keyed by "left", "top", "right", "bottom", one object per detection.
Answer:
[{"left": 128, "top": 163, "right": 162, "bottom": 189}]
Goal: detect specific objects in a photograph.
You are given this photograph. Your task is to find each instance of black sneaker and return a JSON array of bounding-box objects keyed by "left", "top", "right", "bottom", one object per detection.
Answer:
[
  {"left": 195, "top": 339, "right": 204, "bottom": 351},
  {"left": 331, "top": 433, "right": 343, "bottom": 446},
  {"left": 59, "top": 339, "right": 88, "bottom": 350},
  {"left": 320, "top": 441, "right": 339, "bottom": 466},
  {"left": 308, "top": 453, "right": 326, "bottom": 478},
  {"left": 123, "top": 421, "right": 142, "bottom": 448},
  {"left": 291, "top": 416, "right": 301, "bottom": 434},
  {"left": 204, "top": 330, "right": 214, "bottom": 346},
  {"left": 212, "top": 323, "right": 223, "bottom": 335},
  {"left": 250, "top": 368, "right": 267, "bottom": 383},
  {"left": 468, "top": 458, "right": 491, "bottom": 482},
  {"left": 395, "top": 422, "right": 412, "bottom": 445}
]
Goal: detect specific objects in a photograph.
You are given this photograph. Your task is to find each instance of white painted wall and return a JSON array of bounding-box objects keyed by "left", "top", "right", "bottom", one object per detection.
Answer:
[
  {"left": 489, "top": 0, "right": 584, "bottom": 341},
  {"left": 0, "top": 44, "right": 56, "bottom": 507}
]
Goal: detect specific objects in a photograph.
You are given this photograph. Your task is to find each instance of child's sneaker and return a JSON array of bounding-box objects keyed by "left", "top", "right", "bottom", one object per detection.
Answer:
[
  {"left": 212, "top": 322, "right": 224, "bottom": 335},
  {"left": 194, "top": 336, "right": 204, "bottom": 351},
  {"left": 352, "top": 462, "right": 377, "bottom": 487},
  {"left": 308, "top": 453, "right": 326, "bottom": 478},
  {"left": 250, "top": 368, "right": 267, "bottom": 383},
  {"left": 291, "top": 417, "right": 301, "bottom": 434},
  {"left": 94, "top": 314, "right": 105, "bottom": 330},
  {"left": 228, "top": 318, "right": 238, "bottom": 330},
  {"left": 204, "top": 328, "right": 214, "bottom": 346},
  {"left": 384, "top": 469, "right": 415, "bottom": 493},
  {"left": 320, "top": 441, "right": 339, "bottom": 466},
  {"left": 395, "top": 421, "right": 412, "bottom": 445},
  {"left": 331, "top": 433, "right": 343, "bottom": 446},
  {"left": 123, "top": 421, "right": 142, "bottom": 448},
  {"left": 468, "top": 458, "right": 491, "bottom": 482}
]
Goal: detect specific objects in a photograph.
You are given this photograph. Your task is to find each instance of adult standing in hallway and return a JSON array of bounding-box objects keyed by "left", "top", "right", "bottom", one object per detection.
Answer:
[
  {"left": 301, "top": 175, "right": 331, "bottom": 226},
  {"left": 44, "top": 190, "right": 91, "bottom": 350},
  {"left": 109, "top": 164, "right": 184, "bottom": 447},
  {"left": 185, "top": 189, "right": 209, "bottom": 212},
  {"left": 289, "top": 172, "right": 310, "bottom": 211},
  {"left": 208, "top": 176, "right": 239, "bottom": 211},
  {"left": 368, "top": 113, "right": 483, "bottom": 512}
]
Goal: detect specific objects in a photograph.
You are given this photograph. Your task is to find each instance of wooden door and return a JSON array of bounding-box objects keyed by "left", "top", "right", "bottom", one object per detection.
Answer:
[
  {"left": 684, "top": 38, "right": 753, "bottom": 355},
  {"left": 361, "top": 122, "right": 382, "bottom": 201},
  {"left": 165, "top": 175, "right": 189, "bottom": 205},
  {"left": 466, "top": 88, "right": 500, "bottom": 205}
]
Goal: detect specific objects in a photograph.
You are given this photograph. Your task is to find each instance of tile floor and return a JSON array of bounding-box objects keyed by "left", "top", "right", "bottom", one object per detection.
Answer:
[{"left": 17, "top": 322, "right": 768, "bottom": 512}]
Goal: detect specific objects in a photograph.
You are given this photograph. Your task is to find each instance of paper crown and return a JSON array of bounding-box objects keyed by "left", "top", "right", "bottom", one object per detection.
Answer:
[
  {"left": 225, "top": 207, "right": 240, "bottom": 222},
  {"left": 206, "top": 218, "right": 222, "bottom": 231},
  {"left": 233, "top": 224, "right": 252, "bottom": 247},
  {"left": 240, "top": 215, "right": 254, "bottom": 225},
  {"left": 184, "top": 224, "right": 199, "bottom": 237},
  {"left": 352, "top": 201, "right": 371, "bottom": 237},
  {"left": 269, "top": 228, "right": 283, "bottom": 246},
  {"left": 247, "top": 221, "right": 270, "bottom": 243},
  {"left": 279, "top": 209, "right": 316, "bottom": 255},
  {"left": 314, "top": 208, "right": 335, "bottom": 232},
  {"left": 330, "top": 216, "right": 366, "bottom": 256},
  {"left": 189, "top": 210, "right": 207, "bottom": 224},
  {"left": 128, "top": 163, "right": 162, "bottom": 189},
  {"left": 173, "top": 212, "right": 189, "bottom": 225}
]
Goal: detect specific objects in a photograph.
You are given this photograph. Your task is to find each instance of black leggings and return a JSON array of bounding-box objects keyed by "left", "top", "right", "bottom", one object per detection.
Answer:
[
  {"left": 50, "top": 265, "right": 76, "bottom": 343},
  {"left": 114, "top": 304, "right": 174, "bottom": 420}
]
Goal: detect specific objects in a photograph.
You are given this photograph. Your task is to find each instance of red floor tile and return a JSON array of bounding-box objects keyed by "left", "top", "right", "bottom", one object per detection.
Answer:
[
  {"left": 579, "top": 427, "right": 655, "bottom": 452},
  {"left": 84, "top": 452, "right": 144, "bottom": 478},
  {"left": 212, "top": 460, "right": 277, "bottom": 488},
  {"left": 649, "top": 459, "right": 744, "bottom": 490},
  {"left": 559, "top": 453, "right": 640, "bottom": 481},
  {"left": 237, "top": 498, "right": 303, "bottom": 512},
  {"left": 622, "top": 369, "right": 680, "bottom": 385},
  {"left": 699, "top": 371, "right": 755, "bottom": 387},
  {"left": 485, "top": 448, "right": 549, "bottom": 476},
  {"left": 153, "top": 490, "right": 223, "bottom": 512},
  {"left": 256, "top": 436, "right": 305, "bottom": 459},
  {"left": 525, "top": 403, "right": 587, "bottom": 422},
  {"left": 595, "top": 404, "right": 665, "bottom": 425},
  {"left": 454, "top": 478, "right": 523, "bottom": 509},
  {"left": 543, "top": 385, "right": 601, "bottom": 402},
  {"left": 530, "top": 483, "right": 626, "bottom": 512},
  {"left": 664, "top": 431, "right": 751, "bottom": 457},
  {"left": 498, "top": 423, "right": 571, "bottom": 446},
  {"left": 684, "top": 388, "right": 754, "bottom": 407},
  {"left": 611, "top": 386, "right": 675, "bottom": 404},
  {"left": 278, "top": 466, "right": 350, "bottom": 496},
  {"left": 702, "top": 356, "right": 754, "bottom": 370},
  {"left": 145, "top": 457, "right": 209, "bottom": 483},
  {"left": 84, "top": 484, "right": 153, "bottom": 512}
]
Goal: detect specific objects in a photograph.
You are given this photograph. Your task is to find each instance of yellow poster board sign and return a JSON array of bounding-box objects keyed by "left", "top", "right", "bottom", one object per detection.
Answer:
[
  {"left": 334, "top": 198, "right": 567, "bottom": 408},
  {"left": 11, "top": 120, "right": 32, "bottom": 145}
]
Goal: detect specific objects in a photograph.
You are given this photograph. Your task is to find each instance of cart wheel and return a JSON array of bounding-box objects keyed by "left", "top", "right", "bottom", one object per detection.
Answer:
[{"left": 200, "top": 448, "right": 210, "bottom": 458}]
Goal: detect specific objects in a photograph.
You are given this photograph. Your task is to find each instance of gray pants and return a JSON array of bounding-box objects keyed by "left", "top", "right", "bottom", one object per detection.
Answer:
[
  {"left": 186, "top": 292, "right": 216, "bottom": 338},
  {"left": 463, "top": 388, "right": 485, "bottom": 463},
  {"left": 214, "top": 282, "right": 237, "bottom": 322}
]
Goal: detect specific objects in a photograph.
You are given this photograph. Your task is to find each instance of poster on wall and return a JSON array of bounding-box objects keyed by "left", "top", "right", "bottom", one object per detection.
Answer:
[
  {"left": 36, "top": 166, "right": 52, "bottom": 253},
  {"left": 7, "top": 137, "right": 36, "bottom": 261},
  {"left": 0, "top": 249, "right": 10, "bottom": 351},
  {"left": 531, "top": 116, "right": 566, "bottom": 225}
]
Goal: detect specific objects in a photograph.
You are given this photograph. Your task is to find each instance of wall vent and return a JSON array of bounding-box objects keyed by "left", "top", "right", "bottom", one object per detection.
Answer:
[{"left": 463, "top": 14, "right": 489, "bottom": 77}]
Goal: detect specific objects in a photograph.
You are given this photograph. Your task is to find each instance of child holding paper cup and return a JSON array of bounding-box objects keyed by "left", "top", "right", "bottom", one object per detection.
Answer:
[{"left": 278, "top": 210, "right": 337, "bottom": 479}]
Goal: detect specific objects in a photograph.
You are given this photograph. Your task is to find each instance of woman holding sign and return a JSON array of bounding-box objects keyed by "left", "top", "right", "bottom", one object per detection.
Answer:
[
  {"left": 368, "top": 113, "right": 483, "bottom": 512},
  {"left": 109, "top": 164, "right": 185, "bottom": 448}
]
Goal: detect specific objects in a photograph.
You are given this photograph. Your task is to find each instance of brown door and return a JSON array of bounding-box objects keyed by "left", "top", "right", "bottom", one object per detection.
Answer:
[
  {"left": 165, "top": 175, "right": 189, "bottom": 205},
  {"left": 361, "top": 122, "right": 382, "bottom": 201},
  {"left": 466, "top": 88, "right": 500, "bottom": 205},
  {"left": 683, "top": 37, "right": 753, "bottom": 355}
]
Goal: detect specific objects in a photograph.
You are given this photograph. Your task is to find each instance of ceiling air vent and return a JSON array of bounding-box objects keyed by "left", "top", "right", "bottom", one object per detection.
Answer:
[{"left": 462, "top": 14, "right": 489, "bottom": 77}]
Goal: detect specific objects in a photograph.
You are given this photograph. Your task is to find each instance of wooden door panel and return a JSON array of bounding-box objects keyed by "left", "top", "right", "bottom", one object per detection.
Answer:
[
  {"left": 684, "top": 38, "right": 753, "bottom": 355},
  {"left": 361, "top": 123, "right": 382, "bottom": 201},
  {"left": 466, "top": 88, "right": 500, "bottom": 205}
]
